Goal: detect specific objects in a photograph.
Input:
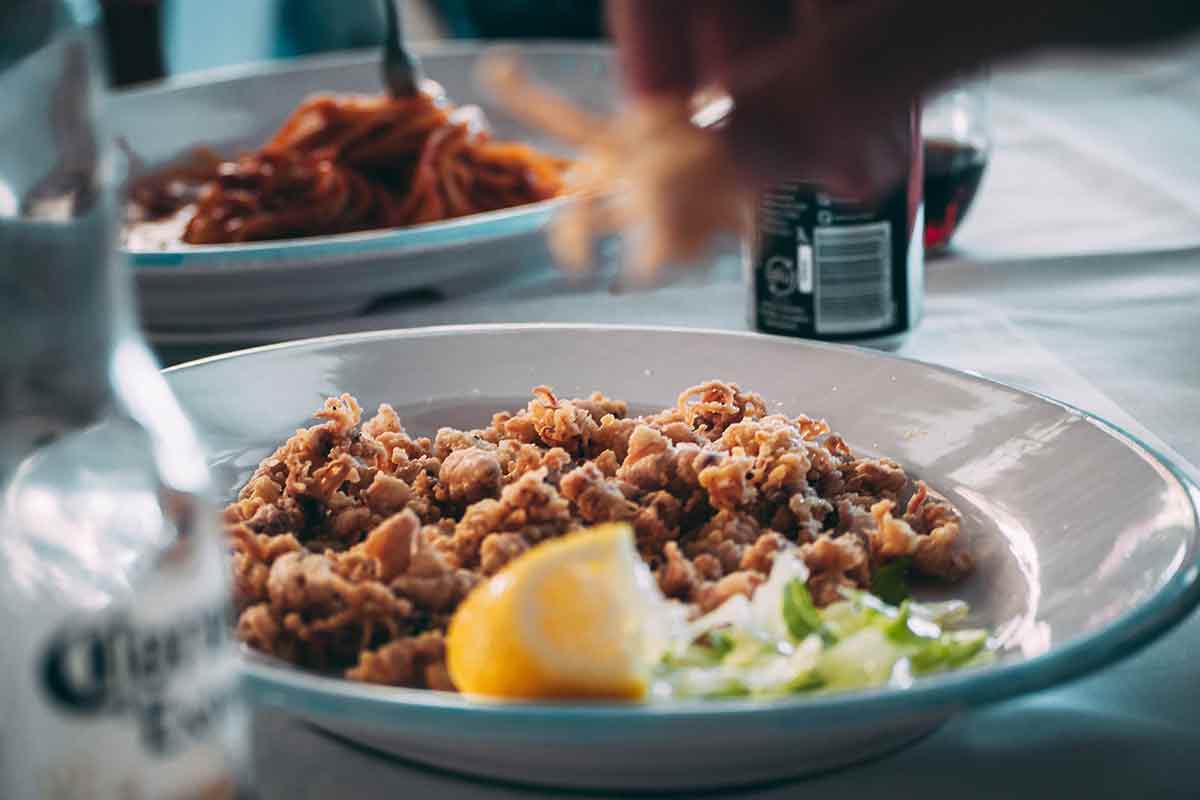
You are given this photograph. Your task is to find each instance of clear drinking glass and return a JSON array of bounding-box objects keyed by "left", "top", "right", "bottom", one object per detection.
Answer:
[{"left": 921, "top": 75, "right": 993, "bottom": 254}]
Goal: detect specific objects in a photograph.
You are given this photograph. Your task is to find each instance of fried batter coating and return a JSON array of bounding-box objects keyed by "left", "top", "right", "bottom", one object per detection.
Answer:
[{"left": 227, "top": 382, "right": 973, "bottom": 690}]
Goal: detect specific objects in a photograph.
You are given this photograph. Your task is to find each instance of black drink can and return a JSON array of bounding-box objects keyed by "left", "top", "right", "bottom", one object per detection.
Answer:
[{"left": 745, "top": 103, "right": 924, "bottom": 348}]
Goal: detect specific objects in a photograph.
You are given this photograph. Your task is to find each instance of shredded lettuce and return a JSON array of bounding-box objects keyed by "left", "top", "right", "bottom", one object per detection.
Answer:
[
  {"left": 783, "top": 579, "right": 838, "bottom": 645},
  {"left": 748, "top": 547, "right": 811, "bottom": 640},
  {"left": 652, "top": 552, "right": 993, "bottom": 700}
]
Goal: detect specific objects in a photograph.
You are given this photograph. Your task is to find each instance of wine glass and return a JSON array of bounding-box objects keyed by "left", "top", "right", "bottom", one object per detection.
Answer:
[{"left": 922, "top": 75, "right": 993, "bottom": 254}]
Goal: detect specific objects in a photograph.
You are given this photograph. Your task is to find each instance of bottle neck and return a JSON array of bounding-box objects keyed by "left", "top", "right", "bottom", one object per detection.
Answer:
[
  {"left": 0, "top": 6, "right": 139, "bottom": 479},
  {"left": 1, "top": 200, "right": 133, "bottom": 419}
]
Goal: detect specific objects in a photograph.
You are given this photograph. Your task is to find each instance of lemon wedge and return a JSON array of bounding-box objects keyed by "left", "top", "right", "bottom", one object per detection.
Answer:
[{"left": 446, "top": 523, "right": 662, "bottom": 699}]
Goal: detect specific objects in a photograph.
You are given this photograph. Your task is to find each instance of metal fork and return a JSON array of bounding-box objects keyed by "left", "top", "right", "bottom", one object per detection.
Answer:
[{"left": 381, "top": 0, "right": 420, "bottom": 97}]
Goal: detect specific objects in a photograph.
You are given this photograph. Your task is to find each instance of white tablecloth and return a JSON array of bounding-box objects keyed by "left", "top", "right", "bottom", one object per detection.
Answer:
[{"left": 235, "top": 46, "right": 1200, "bottom": 799}]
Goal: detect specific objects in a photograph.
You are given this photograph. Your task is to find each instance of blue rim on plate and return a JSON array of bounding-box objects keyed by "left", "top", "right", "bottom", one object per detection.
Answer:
[
  {"left": 166, "top": 323, "right": 1200, "bottom": 726},
  {"left": 128, "top": 198, "right": 563, "bottom": 269}
]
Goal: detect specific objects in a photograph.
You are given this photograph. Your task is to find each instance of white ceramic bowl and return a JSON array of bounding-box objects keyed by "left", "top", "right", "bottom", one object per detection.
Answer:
[
  {"left": 165, "top": 325, "right": 1200, "bottom": 792},
  {"left": 110, "top": 44, "right": 615, "bottom": 331}
]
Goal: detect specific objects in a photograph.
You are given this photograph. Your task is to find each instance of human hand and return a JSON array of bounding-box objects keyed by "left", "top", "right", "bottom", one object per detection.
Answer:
[
  {"left": 609, "top": 0, "right": 1200, "bottom": 199},
  {"left": 608, "top": 0, "right": 928, "bottom": 200},
  {"left": 486, "top": 0, "right": 1200, "bottom": 278}
]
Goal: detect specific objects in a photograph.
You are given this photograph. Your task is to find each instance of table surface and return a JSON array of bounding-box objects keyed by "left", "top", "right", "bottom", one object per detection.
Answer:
[{"left": 211, "top": 44, "right": 1200, "bottom": 799}]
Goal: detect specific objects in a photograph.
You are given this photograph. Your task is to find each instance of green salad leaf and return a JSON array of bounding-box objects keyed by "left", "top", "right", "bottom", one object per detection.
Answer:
[
  {"left": 706, "top": 629, "right": 737, "bottom": 658},
  {"left": 653, "top": 552, "right": 993, "bottom": 701},
  {"left": 909, "top": 630, "right": 990, "bottom": 674},
  {"left": 870, "top": 557, "right": 912, "bottom": 605},
  {"left": 782, "top": 579, "right": 835, "bottom": 644}
]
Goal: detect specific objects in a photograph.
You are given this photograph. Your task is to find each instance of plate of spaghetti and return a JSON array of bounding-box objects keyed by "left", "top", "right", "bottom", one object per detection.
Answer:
[
  {"left": 111, "top": 44, "right": 614, "bottom": 331},
  {"left": 124, "top": 92, "right": 570, "bottom": 248}
]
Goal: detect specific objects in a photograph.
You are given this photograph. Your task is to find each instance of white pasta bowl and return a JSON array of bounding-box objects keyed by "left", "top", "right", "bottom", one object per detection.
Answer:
[
  {"left": 165, "top": 324, "right": 1200, "bottom": 792},
  {"left": 110, "top": 44, "right": 615, "bottom": 331}
]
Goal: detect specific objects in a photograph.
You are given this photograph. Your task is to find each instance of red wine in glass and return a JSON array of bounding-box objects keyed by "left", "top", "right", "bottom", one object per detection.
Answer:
[{"left": 923, "top": 137, "right": 988, "bottom": 251}]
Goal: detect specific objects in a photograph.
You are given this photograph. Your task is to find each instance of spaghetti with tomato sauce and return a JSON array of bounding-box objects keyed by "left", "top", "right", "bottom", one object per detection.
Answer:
[{"left": 124, "top": 91, "right": 571, "bottom": 247}]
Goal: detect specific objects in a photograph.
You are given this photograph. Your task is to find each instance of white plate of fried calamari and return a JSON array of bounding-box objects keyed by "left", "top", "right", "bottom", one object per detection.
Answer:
[{"left": 164, "top": 324, "right": 1200, "bottom": 791}]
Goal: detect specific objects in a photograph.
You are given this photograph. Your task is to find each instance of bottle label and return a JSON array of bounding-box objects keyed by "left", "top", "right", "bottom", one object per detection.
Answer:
[
  {"left": 1, "top": 530, "right": 243, "bottom": 800},
  {"left": 39, "top": 606, "right": 234, "bottom": 759},
  {"left": 748, "top": 183, "right": 920, "bottom": 340}
]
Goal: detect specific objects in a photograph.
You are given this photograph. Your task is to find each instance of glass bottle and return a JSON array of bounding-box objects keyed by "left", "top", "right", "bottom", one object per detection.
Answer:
[{"left": 0, "top": 2, "right": 246, "bottom": 797}]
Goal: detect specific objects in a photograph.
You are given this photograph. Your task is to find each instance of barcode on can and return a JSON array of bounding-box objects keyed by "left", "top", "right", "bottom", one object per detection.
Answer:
[{"left": 813, "top": 221, "right": 894, "bottom": 334}]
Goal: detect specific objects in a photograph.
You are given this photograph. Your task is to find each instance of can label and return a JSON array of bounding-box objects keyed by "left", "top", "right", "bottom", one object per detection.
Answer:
[
  {"left": 747, "top": 102, "right": 925, "bottom": 342},
  {"left": 747, "top": 183, "right": 922, "bottom": 341}
]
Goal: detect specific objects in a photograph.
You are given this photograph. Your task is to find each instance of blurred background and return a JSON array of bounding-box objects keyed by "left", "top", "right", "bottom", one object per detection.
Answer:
[
  {"left": 101, "top": 0, "right": 606, "bottom": 83},
  {"left": 101, "top": 0, "right": 1200, "bottom": 265}
]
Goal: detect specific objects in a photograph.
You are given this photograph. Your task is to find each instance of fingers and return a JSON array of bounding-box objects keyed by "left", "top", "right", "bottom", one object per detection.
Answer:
[
  {"left": 717, "top": 0, "right": 922, "bottom": 196},
  {"left": 723, "top": 73, "right": 913, "bottom": 202},
  {"left": 816, "top": 136, "right": 909, "bottom": 202},
  {"left": 548, "top": 194, "right": 609, "bottom": 276},
  {"left": 791, "top": 0, "right": 824, "bottom": 30},
  {"left": 689, "top": 0, "right": 795, "bottom": 90},
  {"left": 606, "top": 0, "right": 698, "bottom": 98},
  {"left": 476, "top": 49, "right": 610, "bottom": 149},
  {"left": 609, "top": 0, "right": 804, "bottom": 104}
]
